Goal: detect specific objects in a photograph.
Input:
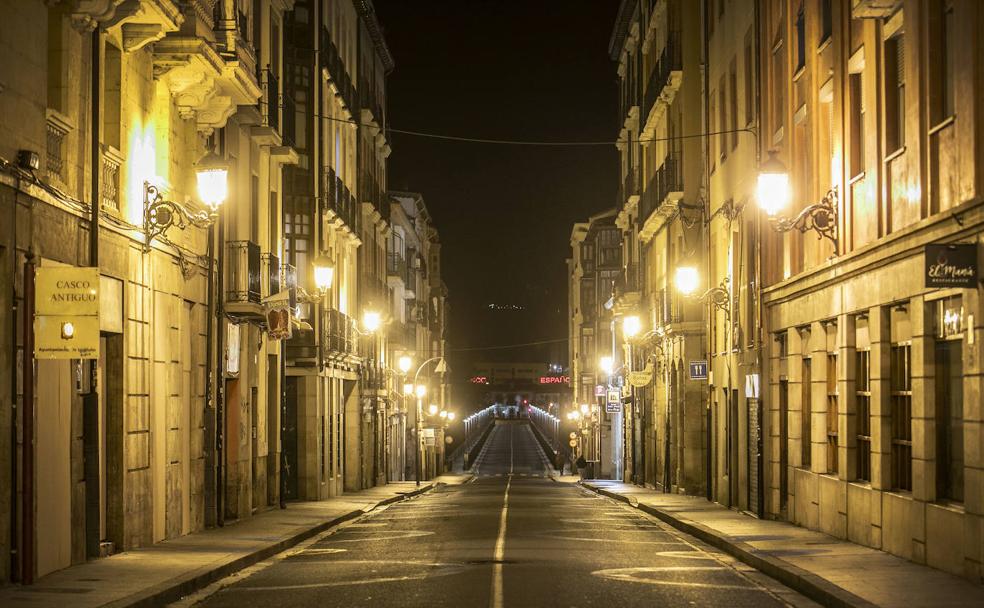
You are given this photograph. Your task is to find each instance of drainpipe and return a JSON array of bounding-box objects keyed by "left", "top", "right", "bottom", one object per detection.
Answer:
[
  {"left": 9, "top": 176, "right": 19, "bottom": 580},
  {"left": 21, "top": 250, "right": 35, "bottom": 584},
  {"left": 215, "top": 197, "right": 225, "bottom": 526}
]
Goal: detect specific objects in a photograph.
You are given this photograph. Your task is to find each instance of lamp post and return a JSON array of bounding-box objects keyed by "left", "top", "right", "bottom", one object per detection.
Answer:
[
  {"left": 622, "top": 315, "right": 641, "bottom": 484},
  {"left": 410, "top": 356, "right": 447, "bottom": 485}
]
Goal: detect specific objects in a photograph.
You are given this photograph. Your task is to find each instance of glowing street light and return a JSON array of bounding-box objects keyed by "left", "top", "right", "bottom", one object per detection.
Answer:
[
  {"left": 757, "top": 151, "right": 791, "bottom": 217},
  {"left": 403, "top": 383, "right": 414, "bottom": 396},
  {"left": 439, "top": 410, "right": 448, "bottom": 419},
  {"left": 398, "top": 355, "right": 413, "bottom": 374},
  {"left": 312, "top": 257, "right": 335, "bottom": 295},
  {"left": 447, "top": 412, "right": 456, "bottom": 421},
  {"left": 195, "top": 151, "right": 229, "bottom": 211},
  {"left": 623, "top": 315, "right": 641, "bottom": 338},
  {"left": 579, "top": 403, "right": 590, "bottom": 415},
  {"left": 674, "top": 265, "right": 700, "bottom": 296},
  {"left": 599, "top": 356, "right": 614, "bottom": 375},
  {"left": 428, "top": 404, "right": 439, "bottom": 416},
  {"left": 415, "top": 384, "right": 427, "bottom": 399},
  {"left": 362, "top": 310, "right": 382, "bottom": 333}
]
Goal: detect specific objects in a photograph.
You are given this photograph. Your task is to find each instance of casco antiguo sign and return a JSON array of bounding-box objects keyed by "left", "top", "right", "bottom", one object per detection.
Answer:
[
  {"left": 35, "top": 266, "right": 100, "bottom": 360},
  {"left": 925, "top": 244, "right": 977, "bottom": 289}
]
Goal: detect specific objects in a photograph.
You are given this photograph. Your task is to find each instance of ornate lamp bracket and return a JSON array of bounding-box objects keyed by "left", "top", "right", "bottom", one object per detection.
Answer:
[
  {"left": 770, "top": 187, "right": 839, "bottom": 250},
  {"left": 143, "top": 181, "right": 214, "bottom": 251}
]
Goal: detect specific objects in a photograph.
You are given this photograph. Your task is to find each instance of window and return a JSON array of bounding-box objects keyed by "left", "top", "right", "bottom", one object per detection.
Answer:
[
  {"left": 935, "top": 297, "right": 964, "bottom": 502},
  {"left": 855, "top": 349, "right": 871, "bottom": 482},
  {"left": 826, "top": 353, "right": 838, "bottom": 474},
  {"left": 885, "top": 34, "right": 905, "bottom": 153},
  {"left": 802, "top": 357, "right": 812, "bottom": 467},
  {"left": 580, "top": 331, "right": 595, "bottom": 360},
  {"left": 849, "top": 71, "right": 865, "bottom": 178},
  {"left": 580, "top": 280, "right": 596, "bottom": 314},
  {"left": 820, "top": 0, "right": 832, "bottom": 44},
  {"left": 729, "top": 58, "right": 738, "bottom": 150},
  {"left": 935, "top": 0, "right": 955, "bottom": 122},
  {"left": 795, "top": 3, "right": 805, "bottom": 72},
  {"left": 719, "top": 74, "right": 727, "bottom": 161},
  {"left": 890, "top": 343, "right": 912, "bottom": 491},
  {"left": 744, "top": 28, "right": 754, "bottom": 126},
  {"left": 771, "top": 42, "right": 785, "bottom": 138}
]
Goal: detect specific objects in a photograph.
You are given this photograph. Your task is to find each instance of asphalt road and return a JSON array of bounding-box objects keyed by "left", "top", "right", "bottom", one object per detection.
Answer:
[{"left": 190, "top": 422, "right": 809, "bottom": 607}]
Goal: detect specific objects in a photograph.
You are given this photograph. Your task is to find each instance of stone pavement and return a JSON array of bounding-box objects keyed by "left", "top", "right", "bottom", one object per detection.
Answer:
[
  {"left": 0, "top": 476, "right": 470, "bottom": 608},
  {"left": 579, "top": 480, "right": 984, "bottom": 608}
]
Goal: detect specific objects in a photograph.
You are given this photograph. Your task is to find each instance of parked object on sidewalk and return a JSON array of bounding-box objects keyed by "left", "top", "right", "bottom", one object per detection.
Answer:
[{"left": 576, "top": 455, "right": 587, "bottom": 479}]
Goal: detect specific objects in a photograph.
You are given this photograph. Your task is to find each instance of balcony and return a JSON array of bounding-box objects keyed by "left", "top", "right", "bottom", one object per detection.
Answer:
[
  {"left": 322, "top": 167, "right": 358, "bottom": 231},
  {"left": 261, "top": 253, "right": 280, "bottom": 299},
  {"left": 639, "top": 155, "right": 684, "bottom": 241},
  {"left": 260, "top": 69, "right": 280, "bottom": 133},
  {"left": 642, "top": 32, "right": 683, "bottom": 131},
  {"left": 322, "top": 308, "right": 356, "bottom": 360},
  {"left": 320, "top": 26, "right": 358, "bottom": 116},
  {"left": 387, "top": 252, "right": 410, "bottom": 285},
  {"left": 226, "top": 240, "right": 263, "bottom": 320},
  {"left": 618, "top": 166, "right": 640, "bottom": 208}
]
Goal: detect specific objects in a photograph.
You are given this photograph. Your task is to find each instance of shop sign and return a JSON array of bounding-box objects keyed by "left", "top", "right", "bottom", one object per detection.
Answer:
[
  {"left": 264, "top": 291, "right": 292, "bottom": 340},
  {"left": 925, "top": 244, "right": 977, "bottom": 288},
  {"left": 539, "top": 375, "right": 570, "bottom": 385},
  {"left": 607, "top": 388, "right": 620, "bottom": 404},
  {"left": 628, "top": 362, "right": 654, "bottom": 387},
  {"left": 35, "top": 266, "right": 100, "bottom": 359}
]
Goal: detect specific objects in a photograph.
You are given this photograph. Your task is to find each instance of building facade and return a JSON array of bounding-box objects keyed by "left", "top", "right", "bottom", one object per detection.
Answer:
[
  {"left": 0, "top": 0, "right": 446, "bottom": 586},
  {"left": 568, "top": 209, "right": 621, "bottom": 477},
  {"left": 591, "top": 0, "right": 984, "bottom": 583}
]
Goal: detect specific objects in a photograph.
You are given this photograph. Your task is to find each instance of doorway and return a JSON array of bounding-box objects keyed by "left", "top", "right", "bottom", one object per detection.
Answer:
[
  {"left": 779, "top": 379, "right": 789, "bottom": 515},
  {"left": 284, "top": 377, "right": 298, "bottom": 500}
]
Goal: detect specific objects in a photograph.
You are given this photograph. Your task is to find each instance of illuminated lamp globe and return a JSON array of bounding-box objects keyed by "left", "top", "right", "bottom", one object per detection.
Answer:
[
  {"left": 362, "top": 310, "right": 382, "bottom": 333},
  {"left": 674, "top": 266, "right": 700, "bottom": 296},
  {"left": 447, "top": 412, "right": 456, "bottom": 421},
  {"left": 599, "top": 356, "right": 614, "bottom": 375},
  {"left": 403, "top": 383, "right": 414, "bottom": 396},
  {"left": 623, "top": 315, "right": 642, "bottom": 338},
  {"left": 195, "top": 151, "right": 228, "bottom": 211},
  {"left": 439, "top": 410, "right": 448, "bottom": 419},
  {"left": 757, "top": 151, "right": 791, "bottom": 217},
  {"left": 415, "top": 384, "right": 427, "bottom": 399},
  {"left": 398, "top": 355, "right": 413, "bottom": 374},
  {"left": 428, "top": 404, "right": 439, "bottom": 416},
  {"left": 312, "top": 257, "right": 335, "bottom": 294},
  {"left": 579, "top": 403, "right": 590, "bottom": 415}
]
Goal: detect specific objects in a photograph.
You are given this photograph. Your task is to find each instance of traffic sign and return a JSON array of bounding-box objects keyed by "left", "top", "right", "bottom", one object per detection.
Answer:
[
  {"left": 689, "top": 360, "right": 708, "bottom": 380},
  {"left": 607, "top": 388, "right": 620, "bottom": 403},
  {"left": 605, "top": 402, "right": 621, "bottom": 414},
  {"left": 569, "top": 432, "right": 577, "bottom": 440}
]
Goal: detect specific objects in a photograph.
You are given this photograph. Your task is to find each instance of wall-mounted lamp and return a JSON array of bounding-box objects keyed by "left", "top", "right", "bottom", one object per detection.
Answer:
[
  {"left": 143, "top": 151, "right": 227, "bottom": 251},
  {"left": 312, "top": 257, "right": 335, "bottom": 295},
  {"left": 757, "top": 151, "right": 838, "bottom": 250}
]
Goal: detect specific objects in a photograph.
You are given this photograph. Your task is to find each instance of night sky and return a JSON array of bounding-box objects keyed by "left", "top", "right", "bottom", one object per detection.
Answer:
[{"left": 373, "top": 1, "right": 620, "bottom": 384}]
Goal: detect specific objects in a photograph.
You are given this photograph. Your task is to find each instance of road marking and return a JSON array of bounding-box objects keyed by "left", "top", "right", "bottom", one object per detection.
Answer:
[
  {"left": 229, "top": 560, "right": 468, "bottom": 591},
  {"left": 591, "top": 566, "right": 765, "bottom": 590},
  {"left": 489, "top": 474, "right": 512, "bottom": 608}
]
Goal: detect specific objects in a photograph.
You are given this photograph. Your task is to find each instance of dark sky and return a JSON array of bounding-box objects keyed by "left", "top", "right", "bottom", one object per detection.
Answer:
[{"left": 373, "top": 1, "right": 619, "bottom": 381}]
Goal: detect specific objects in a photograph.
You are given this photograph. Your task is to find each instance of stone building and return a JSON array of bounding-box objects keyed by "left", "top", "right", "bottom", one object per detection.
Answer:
[
  {"left": 759, "top": 0, "right": 983, "bottom": 582},
  {"left": 608, "top": 0, "right": 708, "bottom": 492},
  {"left": 0, "top": 0, "right": 296, "bottom": 583},
  {"left": 388, "top": 191, "right": 449, "bottom": 481},
  {"left": 568, "top": 208, "right": 620, "bottom": 476}
]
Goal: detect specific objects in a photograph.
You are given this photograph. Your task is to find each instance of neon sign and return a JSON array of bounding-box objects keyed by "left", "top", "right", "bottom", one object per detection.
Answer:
[
  {"left": 470, "top": 376, "right": 489, "bottom": 384},
  {"left": 539, "top": 376, "right": 570, "bottom": 385}
]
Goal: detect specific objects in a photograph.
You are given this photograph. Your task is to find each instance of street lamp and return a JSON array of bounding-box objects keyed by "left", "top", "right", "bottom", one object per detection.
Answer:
[
  {"left": 623, "top": 315, "right": 641, "bottom": 339},
  {"left": 410, "top": 357, "right": 448, "bottom": 486},
  {"left": 599, "top": 356, "right": 614, "bottom": 375},
  {"left": 312, "top": 257, "right": 335, "bottom": 295},
  {"left": 757, "top": 151, "right": 839, "bottom": 249},
  {"left": 674, "top": 265, "right": 700, "bottom": 296},
  {"left": 196, "top": 150, "right": 229, "bottom": 211},
  {"left": 403, "top": 383, "right": 414, "bottom": 395},
  {"left": 362, "top": 310, "right": 382, "bottom": 333},
  {"left": 398, "top": 355, "right": 413, "bottom": 374},
  {"left": 415, "top": 384, "right": 427, "bottom": 399},
  {"left": 429, "top": 404, "right": 439, "bottom": 416},
  {"left": 143, "top": 153, "right": 227, "bottom": 251},
  {"left": 447, "top": 412, "right": 456, "bottom": 421}
]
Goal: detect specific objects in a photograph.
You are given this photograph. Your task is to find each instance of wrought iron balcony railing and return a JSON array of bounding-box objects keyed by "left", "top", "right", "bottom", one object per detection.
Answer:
[
  {"left": 261, "top": 253, "right": 280, "bottom": 299},
  {"left": 322, "top": 307, "right": 356, "bottom": 358},
  {"left": 639, "top": 155, "right": 683, "bottom": 225},
  {"left": 226, "top": 240, "right": 262, "bottom": 305},
  {"left": 643, "top": 32, "right": 682, "bottom": 122},
  {"left": 322, "top": 166, "right": 357, "bottom": 230}
]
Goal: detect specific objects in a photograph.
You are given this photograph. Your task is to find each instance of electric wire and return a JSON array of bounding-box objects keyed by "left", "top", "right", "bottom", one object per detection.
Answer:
[{"left": 448, "top": 337, "right": 569, "bottom": 352}]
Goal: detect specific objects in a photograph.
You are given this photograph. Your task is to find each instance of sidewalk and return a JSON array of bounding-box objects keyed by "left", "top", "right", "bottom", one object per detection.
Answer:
[
  {"left": 580, "top": 480, "right": 984, "bottom": 608},
  {"left": 0, "top": 475, "right": 469, "bottom": 608}
]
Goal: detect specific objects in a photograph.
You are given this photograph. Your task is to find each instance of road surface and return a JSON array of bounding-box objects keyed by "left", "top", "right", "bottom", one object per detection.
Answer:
[{"left": 188, "top": 422, "right": 810, "bottom": 607}]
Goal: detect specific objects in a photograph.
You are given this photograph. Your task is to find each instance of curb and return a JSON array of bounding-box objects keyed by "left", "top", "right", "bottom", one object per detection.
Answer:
[
  {"left": 581, "top": 483, "right": 878, "bottom": 608},
  {"left": 106, "top": 483, "right": 437, "bottom": 608}
]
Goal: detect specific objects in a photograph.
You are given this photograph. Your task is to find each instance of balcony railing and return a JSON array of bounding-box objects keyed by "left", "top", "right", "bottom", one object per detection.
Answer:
[
  {"left": 639, "top": 155, "right": 683, "bottom": 225},
  {"left": 226, "top": 240, "right": 262, "bottom": 304},
  {"left": 260, "top": 68, "right": 280, "bottom": 132},
  {"left": 618, "top": 166, "right": 639, "bottom": 206},
  {"left": 643, "top": 32, "right": 682, "bottom": 122},
  {"left": 320, "top": 26, "right": 357, "bottom": 113},
  {"left": 387, "top": 252, "right": 408, "bottom": 281},
  {"left": 322, "top": 307, "right": 356, "bottom": 357},
  {"left": 101, "top": 149, "right": 120, "bottom": 211},
  {"left": 281, "top": 262, "right": 297, "bottom": 309},
  {"left": 322, "top": 166, "right": 357, "bottom": 230},
  {"left": 281, "top": 90, "right": 296, "bottom": 148},
  {"left": 261, "top": 253, "right": 280, "bottom": 299}
]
